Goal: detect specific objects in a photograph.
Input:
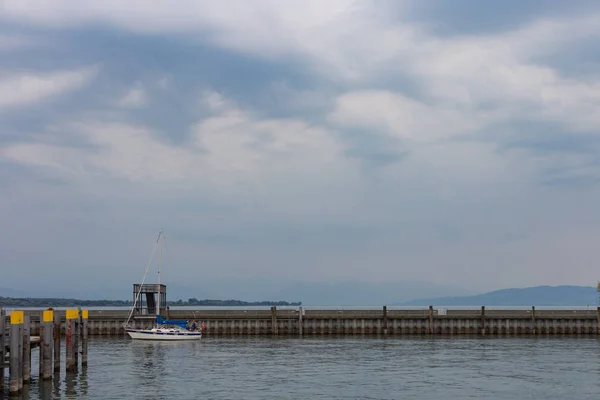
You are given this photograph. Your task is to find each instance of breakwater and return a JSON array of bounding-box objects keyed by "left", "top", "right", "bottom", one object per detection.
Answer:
[{"left": 5, "top": 306, "right": 600, "bottom": 336}]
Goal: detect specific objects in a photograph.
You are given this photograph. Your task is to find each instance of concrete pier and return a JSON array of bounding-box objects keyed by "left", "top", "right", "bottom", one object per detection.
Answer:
[
  {"left": 3, "top": 307, "right": 600, "bottom": 338},
  {"left": 270, "top": 306, "right": 278, "bottom": 335}
]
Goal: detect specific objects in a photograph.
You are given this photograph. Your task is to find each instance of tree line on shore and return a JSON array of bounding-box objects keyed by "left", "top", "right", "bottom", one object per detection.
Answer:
[
  {"left": 172, "top": 298, "right": 301, "bottom": 306},
  {"left": 0, "top": 296, "right": 301, "bottom": 307}
]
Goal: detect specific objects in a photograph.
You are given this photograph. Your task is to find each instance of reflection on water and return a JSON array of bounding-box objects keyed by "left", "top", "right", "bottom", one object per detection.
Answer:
[{"left": 2, "top": 336, "right": 600, "bottom": 399}]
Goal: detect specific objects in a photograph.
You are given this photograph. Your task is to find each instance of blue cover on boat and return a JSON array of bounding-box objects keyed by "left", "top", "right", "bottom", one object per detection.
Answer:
[{"left": 156, "top": 315, "right": 187, "bottom": 329}]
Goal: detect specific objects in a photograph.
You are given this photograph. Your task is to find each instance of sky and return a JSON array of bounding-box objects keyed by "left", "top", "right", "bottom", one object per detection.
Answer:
[{"left": 1, "top": 1, "right": 600, "bottom": 299}]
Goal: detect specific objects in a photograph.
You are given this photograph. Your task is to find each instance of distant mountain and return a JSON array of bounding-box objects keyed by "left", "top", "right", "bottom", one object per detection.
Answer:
[{"left": 399, "top": 285, "right": 599, "bottom": 306}]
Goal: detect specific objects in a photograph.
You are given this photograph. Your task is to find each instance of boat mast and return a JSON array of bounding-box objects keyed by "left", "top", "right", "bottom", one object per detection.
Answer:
[{"left": 157, "top": 230, "right": 163, "bottom": 318}]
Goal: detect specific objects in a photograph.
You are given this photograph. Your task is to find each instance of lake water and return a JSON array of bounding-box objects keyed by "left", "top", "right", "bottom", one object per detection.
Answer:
[{"left": 4, "top": 336, "right": 600, "bottom": 399}]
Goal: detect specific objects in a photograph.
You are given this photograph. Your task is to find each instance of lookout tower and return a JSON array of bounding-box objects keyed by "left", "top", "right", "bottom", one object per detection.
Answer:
[{"left": 132, "top": 284, "right": 167, "bottom": 317}]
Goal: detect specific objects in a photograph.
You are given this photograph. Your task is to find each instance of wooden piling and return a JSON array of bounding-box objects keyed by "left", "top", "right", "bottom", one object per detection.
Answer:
[
  {"left": 74, "top": 308, "right": 80, "bottom": 367},
  {"left": 22, "top": 315, "right": 30, "bottom": 384},
  {"left": 270, "top": 306, "right": 278, "bottom": 335},
  {"left": 531, "top": 306, "right": 537, "bottom": 335},
  {"left": 480, "top": 306, "right": 486, "bottom": 336},
  {"left": 53, "top": 312, "right": 61, "bottom": 373},
  {"left": 17, "top": 317, "right": 23, "bottom": 391},
  {"left": 429, "top": 306, "right": 434, "bottom": 334},
  {"left": 0, "top": 308, "right": 5, "bottom": 390},
  {"left": 597, "top": 306, "right": 600, "bottom": 335},
  {"left": 65, "top": 309, "right": 77, "bottom": 372},
  {"left": 81, "top": 310, "right": 88, "bottom": 367},
  {"left": 382, "top": 306, "right": 388, "bottom": 335},
  {"left": 38, "top": 320, "right": 45, "bottom": 378},
  {"left": 42, "top": 310, "right": 53, "bottom": 380},
  {"left": 298, "top": 307, "right": 303, "bottom": 336},
  {"left": 9, "top": 310, "right": 24, "bottom": 395}
]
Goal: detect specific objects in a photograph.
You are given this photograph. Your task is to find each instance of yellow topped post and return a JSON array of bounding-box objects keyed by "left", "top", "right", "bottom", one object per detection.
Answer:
[
  {"left": 40, "top": 309, "right": 54, "bottom": 380},
  {"left": 10, "top": 310, "right": 24, "bottom": 325},
  {"left": 66, "top": 309, "right": 79, "bottom": 320},
  {"left": 66, "top": 309, "right": 76, "bottom": 372},
  {"left": 9, "top": 310, "right": 24, "bottom": 393},
  {"left": 43, "top": 310, "right": 54, "bottom": 322},
  {"left": 81, "top": 310, "right": 89, "bottom": 367}
]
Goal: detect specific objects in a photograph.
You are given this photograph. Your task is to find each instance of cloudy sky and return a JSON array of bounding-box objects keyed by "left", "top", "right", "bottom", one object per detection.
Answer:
[{"left": 1, "top": 1, "right": 600, "bottom": 297}]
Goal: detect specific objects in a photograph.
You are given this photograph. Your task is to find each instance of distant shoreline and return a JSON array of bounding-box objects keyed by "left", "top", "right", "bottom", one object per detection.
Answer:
[{"left": 0, "top": 296, "right": 301, "bottom": 308}]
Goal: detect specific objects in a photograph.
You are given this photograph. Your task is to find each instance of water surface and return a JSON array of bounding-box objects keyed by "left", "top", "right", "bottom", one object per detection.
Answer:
[{"left": 4, "top": 336, "right": 600, "bottom": 399}]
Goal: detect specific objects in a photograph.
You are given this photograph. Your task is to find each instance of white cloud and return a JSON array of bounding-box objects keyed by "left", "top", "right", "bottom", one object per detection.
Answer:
[
  {"left": 117, "top": 83, "right": 146, "bottom": 108},
  {"left": 403, "top": 16, "right": 600, "bottom": 133},
  {"left": 0, "top": 66, "right": 99, "bottom": 109},
  {"left": 1, "top": 142, "right": 89, "bottom": 177},
  {"left": 1, "top": 91, "right": 348, "bottom": 188},
  {"left": 157, "top": 76, "right": 171, "bottom": 90},
  {"left": 193, "top": 108, "right": 345, "bottom": 186},
  {"left": 6, "top": 1, "right": 599, "bottom": 135},
  {"left": 200, "top": 90, "right": 232, "bottom": 113},
  {"left": 1, "top": 1, "right": 405, "bottom": 80},
  {"left": 0, "top": 0, "right": 357, "bottom": 41},
  {"left": 329, "top": 90, "right": 485, "bottom": 142},
  {"left": 3, "top": 1, "right": 600, "bottom": 289}
]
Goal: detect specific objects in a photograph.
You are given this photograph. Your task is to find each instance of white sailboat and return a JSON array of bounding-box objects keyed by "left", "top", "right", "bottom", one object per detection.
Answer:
[{"left": 123, "top": 230, "right": 201, "bottom": 341}]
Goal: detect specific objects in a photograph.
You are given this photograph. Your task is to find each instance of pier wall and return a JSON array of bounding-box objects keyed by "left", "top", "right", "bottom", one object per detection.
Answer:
[{"left": 4, "top": 307, "right": 600, "bottom": 336}]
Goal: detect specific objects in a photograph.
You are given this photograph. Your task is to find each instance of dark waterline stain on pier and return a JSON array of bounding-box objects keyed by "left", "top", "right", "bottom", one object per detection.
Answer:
[{"left": 4, "top": 336, "right": 600, "bottom": 399}]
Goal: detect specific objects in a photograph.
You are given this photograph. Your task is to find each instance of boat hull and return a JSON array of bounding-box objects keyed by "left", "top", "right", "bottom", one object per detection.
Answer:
[{"left": 125, "top": 328, "right": 202, "bottom": 341}]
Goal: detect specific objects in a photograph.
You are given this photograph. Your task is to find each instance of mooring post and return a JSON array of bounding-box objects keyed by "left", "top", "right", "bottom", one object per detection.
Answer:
[
  {"left": 0, "top": 308, "right": 5, "bottom": 390},
  {"left": 38, "top": 317, "right": 45, "bottom": 378},
  {"left": 383, "top": 306, "right": 388, "bottom": 335},
  {"left": 74, "top": 307, "right": 80, "bottom": 367},
  {"left": 270, "top": 306, "right": 278, "bottom": 335},
  {"left": 480, "top": 306, "right": 486, "bottom": 336},
  {"left": 298, "top": 306, "right": 303, "bottom": 336},
  {"left": 22, "top": 315, "right": 30, "bottom": 384},
  {"left": 10, "top": 310, "right": 24, "bottom": 395},
  {"left": 81, "top": 310, "right": 88, "bottom": 367},
  {"left": 429, "top": 306, "right": 434, "bottom": 334},
  {"left": 597, "top": 306, "right": 600, "bottom": 335},
  {"left": 53, "top": 311, "right": 61, "bottom": 373},
  {"left": 17, "top": 315, "right": 23, "bottom": 391},
  {"left": 43, "top": 309, "right": 53, "bottom": 380},
  {"left": 65, "top": 309, "right": 77, "bottom": 372},
  {"left": 531, "top": 306, "right": 536, "bottom": 335}
]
